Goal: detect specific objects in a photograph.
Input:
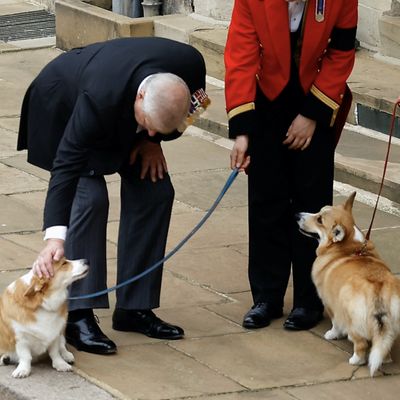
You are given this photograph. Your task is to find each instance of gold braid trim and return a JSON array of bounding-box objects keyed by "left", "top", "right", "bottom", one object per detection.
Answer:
[
  {"left": 310, "top": 85, "right": 340, "bottom": 127},
  {"left": 227, "top": 103, "right": 255, "bottom": 120}
]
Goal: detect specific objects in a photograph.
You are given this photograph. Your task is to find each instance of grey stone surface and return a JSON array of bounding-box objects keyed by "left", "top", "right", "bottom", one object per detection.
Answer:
[
  {"left": 0, "top": 364, "right": 117, "bottom": 400},
  {"left": 0, "top": 3, "right": 400, "bottom": 399}
]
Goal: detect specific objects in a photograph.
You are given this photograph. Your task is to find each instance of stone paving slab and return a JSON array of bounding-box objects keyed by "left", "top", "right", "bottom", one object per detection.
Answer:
[
  {"left": 170, "top": 169, "right": 248, "bottom": 210},
  {"left": 0, "top": 363, "right": 116, "bottom": 400},
  {"left": 72, "top": 343, "right": 244, "bottom": 400},
  {"left": 0, "top": 235, "right": 38, "bottom": 270},
  {"left": 0, "top": 194, "right": 43, "bottom": 233},
  {"left": 0, "top": 128, "right": 19, "bottom": 159},
  {"left": 3, "top": 153, "right": 50, "bottom": 181},
  {"left": 0, "top": 48, "right": 60, "bottom": 117},
  {"left": 169, "top": 330, "right": 367, "bottom": 390},
  {"left": 0, "top": 270, "right": 25, "bottom": 292},
  {"left": 8, "top": 190, "right": 47, "bottom": 213},
  {"left": 0, "top": 116, "right": 19, "bottom": 132},
  {"left": 165, "top": 246, "right": 249, "bottom": 294},
  {"left": 166, "top": 207, "right": 248, "bottom": 251},
  {"left": 287, "top": 374, "right": 400, "bottom": 400},
  {"left": 162, "top": 134, "right": 229, "bottom": 174},
  {"left": 368, "top": 227, "right": 400, "bottom": 273},
  {"left": 0, "top": 163, "right": 47, "bottom": 194},
  {"left": 199, "top": 390, "right": 298, "bottom": 399}
]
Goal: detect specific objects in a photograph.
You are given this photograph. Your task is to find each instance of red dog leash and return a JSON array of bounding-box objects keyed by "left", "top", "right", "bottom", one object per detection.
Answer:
[{"left": 365, "top": 99, "right": 400, "bottom": 241}]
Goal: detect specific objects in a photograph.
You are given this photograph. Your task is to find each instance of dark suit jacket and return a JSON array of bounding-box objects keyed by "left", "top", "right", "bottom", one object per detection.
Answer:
[{"left": 17, "top": 37, "right": 206, "bottom": 229}]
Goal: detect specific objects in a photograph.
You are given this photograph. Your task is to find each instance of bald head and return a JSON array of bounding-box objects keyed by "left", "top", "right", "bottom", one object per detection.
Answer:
[{"left": 135, "top": 73, "right": 191, "bottom": 135}]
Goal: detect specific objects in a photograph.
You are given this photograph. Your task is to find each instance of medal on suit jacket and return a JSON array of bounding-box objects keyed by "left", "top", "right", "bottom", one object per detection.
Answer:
[
  {"left": 315, "top": 0, "right": 325, "bottom": 22},
  {"left": 178, "top": 88, "right": 211, "bottom": 133}
]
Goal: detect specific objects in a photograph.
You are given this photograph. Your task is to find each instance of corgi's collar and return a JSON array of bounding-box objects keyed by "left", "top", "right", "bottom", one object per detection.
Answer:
[{"left": 354, "top": 239, "right": 369, "bottom": 256}]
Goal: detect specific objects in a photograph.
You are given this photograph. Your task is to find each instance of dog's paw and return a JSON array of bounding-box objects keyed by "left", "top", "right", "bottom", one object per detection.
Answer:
[
  {"left": 53, "top": 359, "right": 73, "bottom": 372},
  {"left": 349, "top": 353, "right": 367, "bottom": 366},
  {"left": 0, "top": 355, "right": 10, "bottom": 366},
  {"left": 61, "top": 350, "right": 75, "bottom": 364},
  {"left": 324, "top": 329, "right": 339, "bottom": 340},
  {"left": 12, "top": 365, "right": 31, "bottom": 378}
]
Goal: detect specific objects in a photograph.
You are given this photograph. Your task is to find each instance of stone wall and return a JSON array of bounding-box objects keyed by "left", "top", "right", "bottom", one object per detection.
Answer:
[
  {"left": 192, "top": 0, "right": 233, "bottom": 21},
  {"left": 162, "top": 0, "right": 192, "bottom": 15},
  {"left": 358, "top": 0, "right": 392, "bottom": 50}
]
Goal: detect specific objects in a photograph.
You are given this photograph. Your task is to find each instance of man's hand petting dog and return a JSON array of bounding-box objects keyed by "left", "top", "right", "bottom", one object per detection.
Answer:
[{"left": 33, "top": 238, "right": 65, "bottom": 279}]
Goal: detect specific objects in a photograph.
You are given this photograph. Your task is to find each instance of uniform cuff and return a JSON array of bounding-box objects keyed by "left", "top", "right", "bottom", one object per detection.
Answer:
[
  {"left": 228, "top": 109, "right": 257, "bottom": 139},
  {"left": 301, "top": 86, "right": 339, "bottom": 127}
]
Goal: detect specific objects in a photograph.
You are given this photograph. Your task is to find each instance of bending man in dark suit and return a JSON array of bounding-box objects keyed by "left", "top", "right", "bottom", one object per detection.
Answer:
[{"left": 17, "top": 37, "right": 208, "bottom": 355}]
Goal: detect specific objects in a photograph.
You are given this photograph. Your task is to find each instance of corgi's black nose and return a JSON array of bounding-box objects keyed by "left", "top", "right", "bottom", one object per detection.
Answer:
[{"left": 294, "top": 213, "right": 302, "bottom": 221}]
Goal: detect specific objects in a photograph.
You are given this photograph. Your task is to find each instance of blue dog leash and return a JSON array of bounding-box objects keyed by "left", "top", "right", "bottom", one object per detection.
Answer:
[{"left": 69, "top": 168, "right": 239, "bottom": 300}]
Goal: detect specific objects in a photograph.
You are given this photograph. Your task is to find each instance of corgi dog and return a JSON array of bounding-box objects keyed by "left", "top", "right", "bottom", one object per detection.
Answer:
[
  {"left": 297, "top": 192, "right": 400, "bottom": 376},
  {"left": 0, "top": 258, "right": 88, "bottom": 378}
]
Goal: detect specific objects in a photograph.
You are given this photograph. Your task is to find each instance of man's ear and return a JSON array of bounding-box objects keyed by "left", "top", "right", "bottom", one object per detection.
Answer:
[
  {"left": 137, "top": 89, "right": 145, "bottom": 100},
  {"left": 332, "top": 224, "right": 345, "bottom": 243}
]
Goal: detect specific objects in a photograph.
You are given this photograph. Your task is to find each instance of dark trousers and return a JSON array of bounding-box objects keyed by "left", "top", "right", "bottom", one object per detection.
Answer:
[
  {"left": 66, "top": 163, "right": 174, "bottom": 311},
  {"left": 247, "top": 88, "right": 335, "bottom": 311}
]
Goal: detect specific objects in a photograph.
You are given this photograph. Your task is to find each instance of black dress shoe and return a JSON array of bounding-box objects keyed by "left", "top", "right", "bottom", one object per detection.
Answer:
[
  {"left": 65, "top": 315, "right": 117, "bottom": 355},
  {"left": 112, "top": 309, "right": 184, "bottom": 340},
  {"left": 242, "top": 302, "right": 283, "bottom": 329},
  {"left": 283, "top": 307, "right": 323, "bottom": 330}
]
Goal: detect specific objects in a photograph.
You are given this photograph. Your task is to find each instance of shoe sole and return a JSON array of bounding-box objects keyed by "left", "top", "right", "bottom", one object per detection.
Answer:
[
  {"left": 283, "top": 317, "right": 323, "bottom": 331},
  {"left": 112, "top": 323, "right": 184, "bottom": 340},
  {"left": 242, "top": 312, "right": 283, "bottom": 329},
  {"left": 242, "top": 320, "right": 271, "bottom": 329},
  {"left": 66, "top": 337, "right": 117, "bottom": 355}
]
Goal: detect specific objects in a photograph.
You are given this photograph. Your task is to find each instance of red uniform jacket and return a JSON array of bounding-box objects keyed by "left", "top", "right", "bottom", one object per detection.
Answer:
[{"left": 225, "top": 0, "right": 357, "bottom": 139}]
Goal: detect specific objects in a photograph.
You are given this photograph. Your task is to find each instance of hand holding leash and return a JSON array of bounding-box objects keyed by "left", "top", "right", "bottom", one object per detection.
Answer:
[{"left": 231, "top": 135, "right": 250, "bottom": 171}]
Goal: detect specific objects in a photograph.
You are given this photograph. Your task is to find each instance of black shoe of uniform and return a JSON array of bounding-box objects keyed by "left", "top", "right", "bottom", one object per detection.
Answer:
[
  {"left": 112, "top": 309, "right": 184, "bottom": 340},
  {"left": 242, "top": 302, "right": 283, "bottom": 329},
  {"left": 66, "top": 311, "right": 117, "bottom": 355},
  {"left": 283, "top": 307, "right": 323, "bottom": 330}
]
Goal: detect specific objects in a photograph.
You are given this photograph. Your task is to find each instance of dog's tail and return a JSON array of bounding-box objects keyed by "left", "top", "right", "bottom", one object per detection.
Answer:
[{"left": 368, "top": 292, "right": 400, "bottom": 376}]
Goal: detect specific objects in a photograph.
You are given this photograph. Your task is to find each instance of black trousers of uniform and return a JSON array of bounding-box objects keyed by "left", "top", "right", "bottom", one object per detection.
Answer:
[
  {"left": 247, "top": 86, "right": 335, "bottom": 312},
  {"left": 65, "top": 161, "right": 174, "bottom": 311}
]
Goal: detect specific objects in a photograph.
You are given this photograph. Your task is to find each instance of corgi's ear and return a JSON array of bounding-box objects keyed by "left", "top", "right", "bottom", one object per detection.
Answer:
[
  {"left": 344, "top": 192, "right": 356, "bottom": 211},
  {"left": 23, "top": 278, "right": 47, "bottom": 297},
  {"left": 332, "top": 224, "right": 345, "bottom": 243}
]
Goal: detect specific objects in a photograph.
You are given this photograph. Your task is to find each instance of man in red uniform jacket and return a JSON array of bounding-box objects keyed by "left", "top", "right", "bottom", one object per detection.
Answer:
[{"left": 225, "top": 0, "right": 357, "bottom": 330}]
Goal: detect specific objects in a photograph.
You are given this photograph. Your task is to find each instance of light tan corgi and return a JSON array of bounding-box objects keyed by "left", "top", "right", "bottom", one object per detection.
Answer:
[
  {"left": 0, "top": 258, "right": 88, "bottom": 378},
  {"left": 297, "top": 192, "right": 400, "bottom": 376}
]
